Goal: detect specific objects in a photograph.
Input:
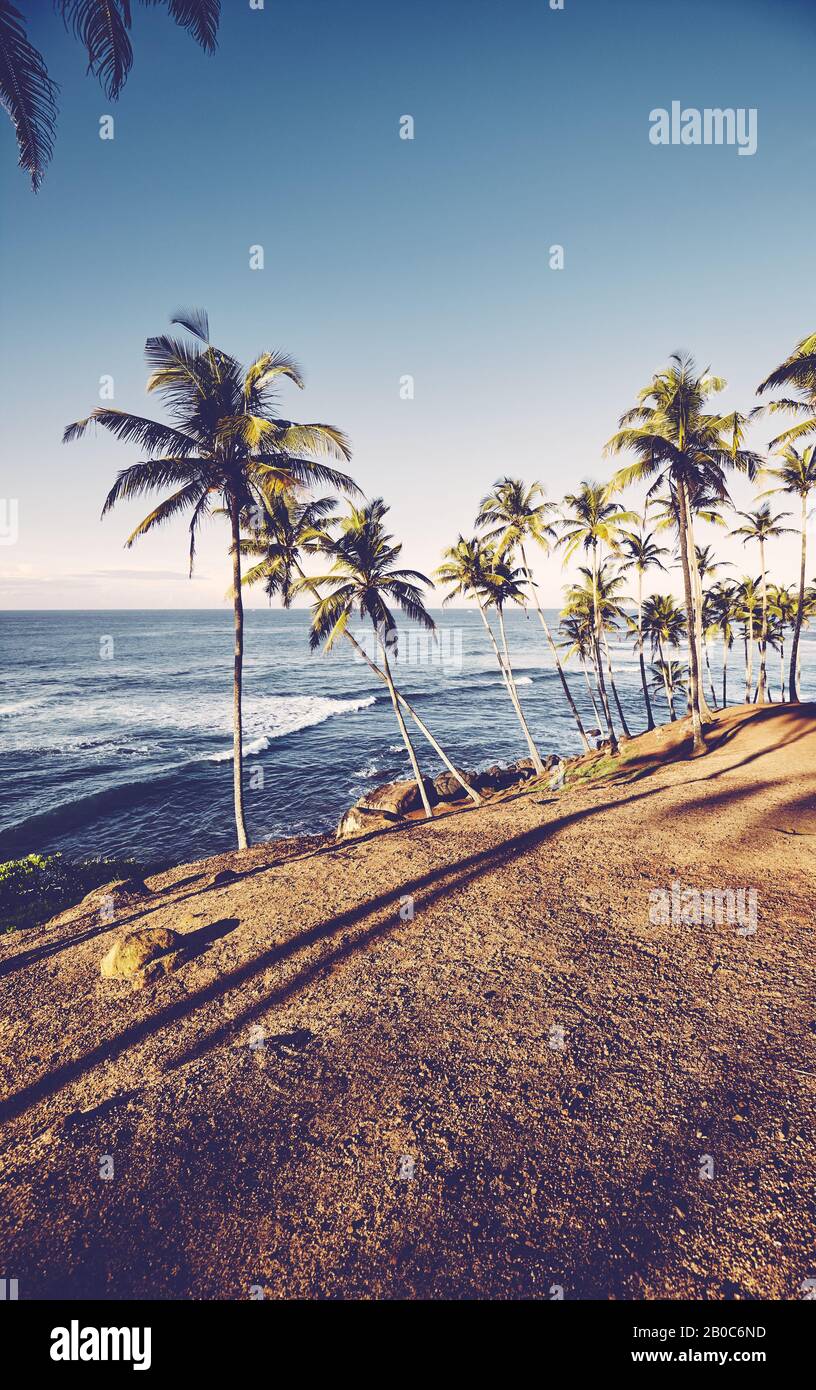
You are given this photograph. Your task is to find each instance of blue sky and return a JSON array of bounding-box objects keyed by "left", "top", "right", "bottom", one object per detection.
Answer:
[{"left": 1, "top": 0, "right": 814, "bottom": 608}]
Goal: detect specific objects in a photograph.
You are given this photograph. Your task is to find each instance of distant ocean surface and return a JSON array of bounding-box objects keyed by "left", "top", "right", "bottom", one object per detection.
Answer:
[{"left": 1, "top": 610, "right": 812, "bottom": 866}]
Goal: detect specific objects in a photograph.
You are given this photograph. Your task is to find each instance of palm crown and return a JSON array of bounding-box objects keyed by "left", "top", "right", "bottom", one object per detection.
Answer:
[
  {"left": 757, "top": 332, "right": 816, "bottom": 448},
  {"left": 306, "top": 499, "right": 434, "bottom": 653},
  {"left": 64, "top": 308, "right": 356, "bottom": 571}
]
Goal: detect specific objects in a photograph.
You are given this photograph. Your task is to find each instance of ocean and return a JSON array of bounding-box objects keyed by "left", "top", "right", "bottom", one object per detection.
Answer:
[{"left": 1, "top": 609, "right": 811, "bottom": 866}]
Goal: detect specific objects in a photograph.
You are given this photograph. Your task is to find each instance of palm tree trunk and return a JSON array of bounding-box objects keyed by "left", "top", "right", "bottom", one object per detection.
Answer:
[
  {"left": 703, "top": 634, "right": 718, "bottom": 709},
  {"left": 581, "top": 655, "right": 603, "bottom": 726},
  {"left": 378, "top": 635, "right": 433, "bottom": 818},
  {"left": 745, "top": 619, "right": 753, "bottom": 701},
  {"left": 691, "top": 543, "right": 714, "bottom": 721},
  {"left": 789, "top": 493, "right": 807, "bottom": 702},
  {"left": 677, "top": 481, "right": 705, "bottom": 752},
  {"left": 230, "top": 500, "right": 250, "bottom": 850},
  {"left": 722, "top": 634, "right": 728, "bottom": 708},
  {"left": 292, "top": 563, "right": 481, "bottom": 804},
  {"left": 780, "top": 638, "right": 786, "bottom": 702},
  {"left": 636, "top": 570, "right": 655, "bottom": 730},
  {"left": 495, "top": 606, "right": 545, "bottom": 774},
  {"left": 757, "top": 537, "right": 768, "bottom": 703},
  {"left": 345, "top": 627, "right": 481, "bottom": 805},
  {"left": 520, "top": 543, "right": 591, "bottom": 752},
  {"left": 601, "top": 628, "right": 631, "bottom": 737},
  {"left": 590, "top": 546, "right": 619, "bottom": 753},
  {"left": 657, "top": 636, "right": 675, "bottom": 720},
  {"left": 475, "top": 600, "right": 543, "bottom": 771}
]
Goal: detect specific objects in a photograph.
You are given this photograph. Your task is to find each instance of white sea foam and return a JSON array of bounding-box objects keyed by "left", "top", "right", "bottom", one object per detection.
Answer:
[{"left": 207, "top": 694, "right": 376, "bottom": 761}]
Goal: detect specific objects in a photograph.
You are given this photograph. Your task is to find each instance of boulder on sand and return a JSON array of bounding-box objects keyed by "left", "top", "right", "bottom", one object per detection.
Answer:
[
  {"left": 78, "top": 877, "right": 151, "bottom": 915},
  {"left": 359, "top": 778, "right": 437, "bottom": 817},
  {"left": 100, "top": 927, "right": 181, "bottom": 989}
]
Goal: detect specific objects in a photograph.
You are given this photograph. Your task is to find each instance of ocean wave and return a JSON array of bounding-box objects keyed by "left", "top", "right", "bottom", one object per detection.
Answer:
[{"left": 207, "top": 694, "right": 376, "bottom": 761}]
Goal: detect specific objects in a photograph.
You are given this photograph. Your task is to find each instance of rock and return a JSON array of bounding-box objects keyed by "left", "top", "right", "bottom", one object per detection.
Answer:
[
  {"left": 209, "top": 868, "right": 240, "bottom": 888},
  {"left": 433, "top": 770, "right": 477, "bottom": 802},
  {"left": 79, "top": 877, "right": 151, "bottom": 914},
  {"left": 359, "top": 778, "right": 437, "bottom": 816},
  {"left": 336, "top": 806, "right": 400, "bottom": 841},
  {"left": 100, "top": 927, "right": 181, "bottom": 989}
]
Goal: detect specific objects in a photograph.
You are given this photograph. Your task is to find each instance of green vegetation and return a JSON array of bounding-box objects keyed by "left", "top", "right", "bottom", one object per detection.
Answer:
[{"left": 0, "top": 854, "right": 148, "bottom": 934}]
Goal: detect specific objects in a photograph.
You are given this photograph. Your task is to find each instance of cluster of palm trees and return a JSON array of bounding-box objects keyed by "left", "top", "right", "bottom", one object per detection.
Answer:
[{"left": 66, "top": 319, "right": 816, "bottom": 849}]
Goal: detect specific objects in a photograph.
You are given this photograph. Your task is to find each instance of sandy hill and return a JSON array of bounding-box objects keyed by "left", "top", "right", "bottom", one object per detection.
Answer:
[{"left": 1, "top": 703, "right": 815, "bottom": 1299}]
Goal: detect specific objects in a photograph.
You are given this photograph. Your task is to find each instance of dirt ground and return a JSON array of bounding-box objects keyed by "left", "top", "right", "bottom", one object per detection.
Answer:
[{"left": 1, "top": 702, "right": 814, "bottom": 1300}]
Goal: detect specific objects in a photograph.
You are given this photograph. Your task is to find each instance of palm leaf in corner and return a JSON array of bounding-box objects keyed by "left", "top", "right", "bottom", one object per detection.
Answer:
[{"left": 0, "top": 0, "right": 58, "bottom": 190}]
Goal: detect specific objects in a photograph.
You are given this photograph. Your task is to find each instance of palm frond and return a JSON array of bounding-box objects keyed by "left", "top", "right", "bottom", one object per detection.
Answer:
[
  {"left": 63, "top": 407, "right": 199, "bottom": 455},
  {"left": 56, "top": 0, "right": 133, "bottom": 100},
  {"left": 101, "top": 460, "right": 205, "bottom": 516},
  {"left": 170, "top": 305, "right": 210, "bottom": 343},
  {"left": 0, "top": 0, "right": 58, "bottom": 190},
  {"left": 150, "top": 0, "right": 220, "bottom": 52}
]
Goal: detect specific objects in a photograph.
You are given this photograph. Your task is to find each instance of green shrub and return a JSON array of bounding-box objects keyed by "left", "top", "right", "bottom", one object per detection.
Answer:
[{"left": 0, "top": 854, "right": 150, "bottom": 934}]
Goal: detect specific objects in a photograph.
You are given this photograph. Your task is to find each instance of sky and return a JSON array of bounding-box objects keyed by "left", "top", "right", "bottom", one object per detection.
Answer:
[{"left": 1, "top": 0, "right": 814, "bottom": 609}]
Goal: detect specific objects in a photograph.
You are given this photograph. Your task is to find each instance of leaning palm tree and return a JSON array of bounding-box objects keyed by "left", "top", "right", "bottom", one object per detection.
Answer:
[
  {"left": 729, "top": 504, "right": 794, "bottom": 703},
  {"left": 242, "top": 497, "right": 480, "bottom": 804},
  {"left": 1, "top": 0, "right": 220, "bottom": 189},
  {"left": 476, "top": 477, "right": 591, "bottom": 751},
  {"left": 607, "top": 352, "right": 761, "bottom": 752},
  {"left": 559, "top": 613, "right": 604, "bottom": 729},
  {"left": 556, "top": 480, "right": 637, "bottom": 753},
  {"left": 306, "top": 499, "right": 436, "bottom": 819},
  {"left": 757, "top": 332, "right": 816, "bottom": 449},
  {"left": 435, "top": 538, "right": 544, "bottom": 772},
  {"left": 759, "top": 444, "right": 816, "bottom": 701},
  {"left": 641, "top": 594, "right": 687, "bottom": 722},
  {"left": 64, "top": 308, "right": 356, "bottom": 850},
  {"left": 617, "top": 523, "right": 669, "bottom": 729}
]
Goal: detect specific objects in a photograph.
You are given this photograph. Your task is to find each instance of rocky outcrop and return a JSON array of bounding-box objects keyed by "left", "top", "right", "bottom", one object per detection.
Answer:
[
  {"left": 337, "top": 759, "right": 556, "bottom": 839},
  {"left": 100, "top": 927, "right": 181, "bottom": 989}
]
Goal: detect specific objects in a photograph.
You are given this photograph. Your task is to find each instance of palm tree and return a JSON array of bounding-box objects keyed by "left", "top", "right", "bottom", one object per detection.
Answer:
[
  {"left": 1, "top": 0, "right": 220, "bottom": 190},
  {"left": 729, "top": 504, "right": 794, "bottom": 703},
  {"left": 757, "top": 332, "right": 816, "bottom": 449},
  {"left": 435, "top": 538, "right": 545, "bottom": 772},
  {"left": 242, "top": 497, "right": 481, "bottom": 805},
  {"left": 562, "top": 562, "right": 632, "bottom": 738},
  {"left": 759, "top": 445, "right": 816, "bottom": 701},
  {"left": 617, "top": 523, "right": 669, "bottom": 729},
  {"left": 64, "top": 308, "right": 356, "bottom": 850},
  {"left": 558, "top": 613, "right": 603, "bottom": 729},
  {"left": 557, "top": 480, "right": 637, "bottom": 753},
  {"left": 707, "top": 581, "right": 737, "bottom": 708},
  {"left": 641, "top": 594, "right": 687, "bottom": 721},
  {"left": 650, "top": 660, "right": 687, "bottom": 722},
  {"left": 476, "top": 477, "right": 591, "bottom": 752},
  {"left": 700, "top": 589, "right": 721, "bottom": 710},
  {"left": 307, "top": 499, "right": 436, "bottom": 818},
  {"left": 767, "top": 584, "right": 797, "bottom": 701},
  {"left": 733, "top": 576, "right": 762, "bottom": 702},
  {"left": 607, "top": 352, "right": 761, "bottom": 752}
]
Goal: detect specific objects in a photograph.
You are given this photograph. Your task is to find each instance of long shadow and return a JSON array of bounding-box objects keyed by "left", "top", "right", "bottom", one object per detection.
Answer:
[
  {"left": 0, "top": 770, "right": 732, "bottom": 1127},
  {"left": 3, "top": 710, "right": 814, "bottom": 1127}
]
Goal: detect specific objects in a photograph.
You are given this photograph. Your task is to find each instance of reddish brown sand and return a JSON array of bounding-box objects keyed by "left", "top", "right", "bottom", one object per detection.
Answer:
[{"left": 1, "top": 703, "right": 814, "bottom": 1300}]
